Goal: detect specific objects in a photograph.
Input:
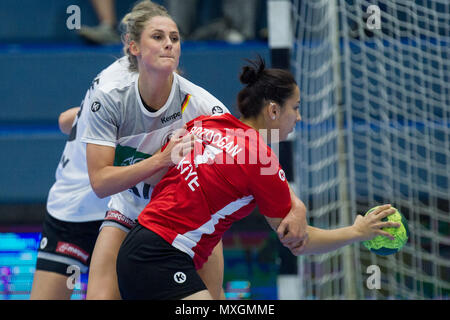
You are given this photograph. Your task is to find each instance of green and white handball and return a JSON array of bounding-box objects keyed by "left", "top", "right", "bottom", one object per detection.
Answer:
[{"left": 362, "top": 206, "right": 409, "bottom": 256}]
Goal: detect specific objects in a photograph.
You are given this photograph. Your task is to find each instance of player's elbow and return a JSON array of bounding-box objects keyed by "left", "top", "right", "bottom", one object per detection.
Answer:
[
  {"left": 291, "top": 246, "right": 310, "bottom": 256},
  {"left": 58, "top": 107, "right": 79, "bottom": 135},
  {"left": 91, "top": 186, "right": 107, "bottom": 199},
  {"left": 58, "top": 113, "right": 72, "bottom": 135},
  {"left": 290, "top": 248, "right": 304, "bottom": 257},
  {"left": 294, "top": 248, "right": 308, "bottom": 256},
  {"left": 93, "top": 190, "right": 109, "bottom": 199},
  {"left": 294, "top": 198, "right": 307, "bottom": 215},
  {"left": 89, "top": 178, "right": 108, "bottom": 199}
]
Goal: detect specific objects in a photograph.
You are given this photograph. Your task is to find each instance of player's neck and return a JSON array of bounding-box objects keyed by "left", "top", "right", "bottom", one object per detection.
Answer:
[
  {"left": 240, "top": 116, "right": 267, "bottom": 141},
  {"left": 241, "top": 113, "right": 281, "bottom": 144},
  {"left": 240, "top": 117, "right": 258, "bottom": 130},
  {"left": 138, "top": 72, "right": 174, "bottom": 110}
]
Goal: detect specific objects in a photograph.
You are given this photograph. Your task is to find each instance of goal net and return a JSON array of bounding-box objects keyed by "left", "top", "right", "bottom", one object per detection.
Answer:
[{"left": 291, "top": 0, "right": 449, "bottom": 299}]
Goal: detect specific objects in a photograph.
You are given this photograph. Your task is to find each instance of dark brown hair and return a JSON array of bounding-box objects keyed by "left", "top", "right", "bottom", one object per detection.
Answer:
[{"left": 237, "top": 56, "right": 297, "bottom": 118}]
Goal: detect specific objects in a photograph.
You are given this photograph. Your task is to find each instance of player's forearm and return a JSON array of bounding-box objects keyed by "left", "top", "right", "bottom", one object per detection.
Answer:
[
  {"left": 90, "top": 154, "right": 167, "bottom": 198},
  {"left": 298, "top": 225, "right": 362, "bottom": 255}
]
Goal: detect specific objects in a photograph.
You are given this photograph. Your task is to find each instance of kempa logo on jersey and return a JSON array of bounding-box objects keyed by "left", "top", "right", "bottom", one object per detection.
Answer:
[
  {"left": 55, "top": 241, "right": 89, "bottom": 264},
  {"left": 211, "top": 106, "right": 224, "bottom": 114},
  {"left": 91, "top": 101, "right": 101, "bottom": 112},
  {"left": 161, "top": 111, "right": 181, "bottom": 124}
]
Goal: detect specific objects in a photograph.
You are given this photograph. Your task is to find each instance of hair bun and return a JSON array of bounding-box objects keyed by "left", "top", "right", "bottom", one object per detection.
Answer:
[
  {"left": 239, "top": 56, "right": 266, "bottom": 85},
  {"left": 240, "top": 66, "right": 258, "bottom": 85}
]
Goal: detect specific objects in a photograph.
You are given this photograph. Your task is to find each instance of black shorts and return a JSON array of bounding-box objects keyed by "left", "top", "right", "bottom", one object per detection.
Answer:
[
  {"left": 117, "top": 224, "right": 207, "bottom": 300},
  {"left": 35, "top": 211, "right": 103, "bottom": 276}
]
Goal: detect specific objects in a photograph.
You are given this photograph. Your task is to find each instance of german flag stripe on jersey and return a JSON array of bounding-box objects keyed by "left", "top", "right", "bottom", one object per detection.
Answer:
[{"left": 181, "top": 94, "right": 191, "bottom": 114}]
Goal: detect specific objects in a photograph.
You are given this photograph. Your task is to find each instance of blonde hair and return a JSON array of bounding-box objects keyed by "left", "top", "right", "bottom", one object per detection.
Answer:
[{"left": 120, "top": 1, "right": 173, "bottom": 72}]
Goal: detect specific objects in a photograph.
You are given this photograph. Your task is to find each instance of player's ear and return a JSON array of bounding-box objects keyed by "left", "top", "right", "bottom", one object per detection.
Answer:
[
  {"left": 267, "top": 102, "right": 280, "bottom": 120},
  {"left": 129, "top": 40, "right": 140, "bottom": 56}
]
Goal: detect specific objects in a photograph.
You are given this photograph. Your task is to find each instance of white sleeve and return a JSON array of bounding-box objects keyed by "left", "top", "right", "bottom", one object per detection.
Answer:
[{"left": 80, "top": 90, "right": 120, "bottom": 148}]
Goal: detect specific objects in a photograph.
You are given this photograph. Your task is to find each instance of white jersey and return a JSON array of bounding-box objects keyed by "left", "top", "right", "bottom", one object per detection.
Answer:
[
  {"left": 46, "top": 57, "right": 133, "bottom": 222},
  {"left": 81, "top": 72, "right": 229, "bottom": 222}
]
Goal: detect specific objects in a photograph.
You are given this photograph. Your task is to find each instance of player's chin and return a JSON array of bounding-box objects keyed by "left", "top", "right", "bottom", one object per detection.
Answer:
[
  {"left": 280, "top": 128, "right": 294, "bottom": 141},
  {"left": 157, "top": 59, "right": 178, "bottom": 71}
]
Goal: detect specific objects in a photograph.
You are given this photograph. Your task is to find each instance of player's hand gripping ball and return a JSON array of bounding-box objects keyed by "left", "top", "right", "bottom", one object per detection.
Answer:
[{"left": 363, "top": 206, "right": 409, "bottom": 255}]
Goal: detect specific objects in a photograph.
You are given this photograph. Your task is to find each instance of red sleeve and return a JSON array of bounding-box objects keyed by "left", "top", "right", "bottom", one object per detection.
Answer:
[{"left": 247, "top": 149, "right": 291, "bottom": 218}]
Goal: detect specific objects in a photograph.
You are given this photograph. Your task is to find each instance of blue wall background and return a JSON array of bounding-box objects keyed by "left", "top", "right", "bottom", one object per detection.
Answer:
[{"left": 0, "top": 0, "right": 165, "bottom": 44}]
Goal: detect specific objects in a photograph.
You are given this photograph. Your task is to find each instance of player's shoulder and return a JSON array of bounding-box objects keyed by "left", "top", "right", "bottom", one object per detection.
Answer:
[
  {"left": 100, "top": 56, "right": 129, "bottom": 75},
  {"left": 96, "top": 57, "right": 136, "bottom": 94},
  {"left": 176, "top": 73, "right": 226, "bottom": 108}
]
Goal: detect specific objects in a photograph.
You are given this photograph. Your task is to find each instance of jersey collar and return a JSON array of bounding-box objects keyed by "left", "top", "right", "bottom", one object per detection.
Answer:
[{"left": 135, "top": 72, "right": 178, "bottom": 118}]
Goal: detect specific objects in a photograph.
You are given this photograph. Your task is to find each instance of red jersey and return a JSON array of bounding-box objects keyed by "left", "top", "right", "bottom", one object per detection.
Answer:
[{"left": 138, "top": 113, "right": 291, "bottom": 269}]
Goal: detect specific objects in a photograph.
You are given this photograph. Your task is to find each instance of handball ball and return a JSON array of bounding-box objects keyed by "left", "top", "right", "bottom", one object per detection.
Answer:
[{"left": 362, "top": 206, "right": 409, "bottom": 256}]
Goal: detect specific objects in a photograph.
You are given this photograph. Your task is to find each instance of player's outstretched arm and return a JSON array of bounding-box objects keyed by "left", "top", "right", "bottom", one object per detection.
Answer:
[
  {"left": 58, "top": 107, "right": 80, "bottom": 135},
  {"left": 288, "top": 204, "right": 400, "bottom": 256},
  {"left": 276, "top": 185, "right": 308, "bottom": 251}
]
